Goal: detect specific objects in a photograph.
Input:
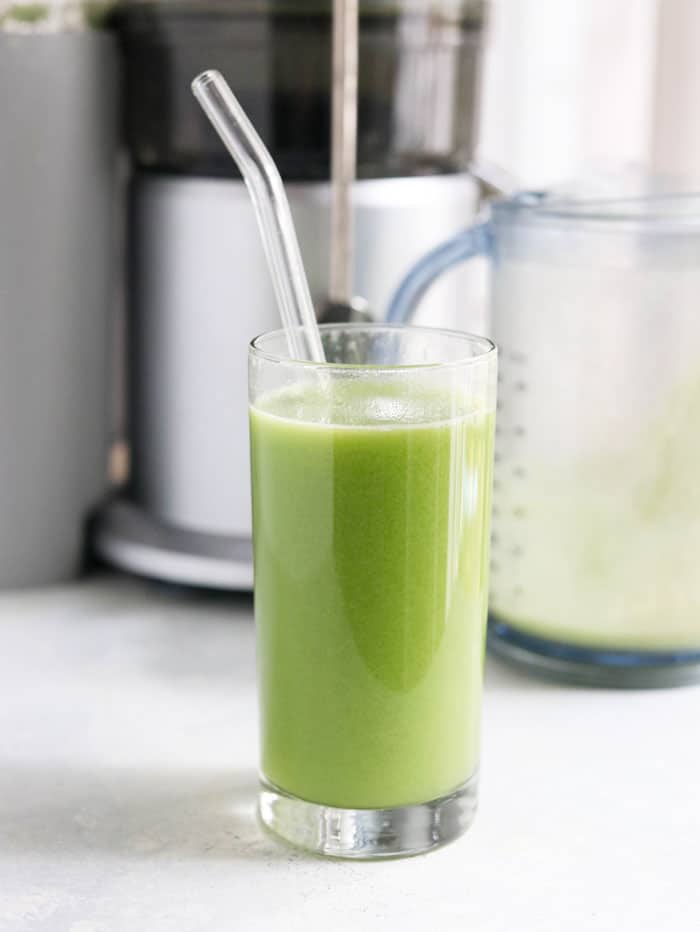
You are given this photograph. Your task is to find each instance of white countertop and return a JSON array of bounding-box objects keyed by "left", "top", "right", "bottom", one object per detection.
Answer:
[{"left": 1, "top": 574, "right": 698, "bottom": 932}]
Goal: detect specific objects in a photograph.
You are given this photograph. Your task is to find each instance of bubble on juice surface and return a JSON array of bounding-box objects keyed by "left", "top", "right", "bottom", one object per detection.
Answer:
[{"left": 257, "top": 380, "right": 480, "bottom": 427}]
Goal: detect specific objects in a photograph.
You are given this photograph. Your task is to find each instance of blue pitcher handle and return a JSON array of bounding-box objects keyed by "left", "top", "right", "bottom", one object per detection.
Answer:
[
  {"left": 386, "top": 191, "right": 546, "bottom": 324},
  {"left": 385, "top": 215, "right": 493, "bottom": 324}
]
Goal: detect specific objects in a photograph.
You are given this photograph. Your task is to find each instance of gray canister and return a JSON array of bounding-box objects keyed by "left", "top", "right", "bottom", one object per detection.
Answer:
[{"left": 0, "top": 33, "right": 117, "bottom": 587}]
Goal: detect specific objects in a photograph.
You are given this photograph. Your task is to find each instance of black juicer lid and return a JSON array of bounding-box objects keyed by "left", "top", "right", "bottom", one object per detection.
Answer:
[{"left": 112, "top": 0, "right": 487, "bottom": 181}]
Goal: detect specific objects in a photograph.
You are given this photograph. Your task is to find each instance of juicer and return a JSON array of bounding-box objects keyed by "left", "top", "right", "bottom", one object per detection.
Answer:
[{"left": 95, "top": 0, "right": 487, "bottom": 588}]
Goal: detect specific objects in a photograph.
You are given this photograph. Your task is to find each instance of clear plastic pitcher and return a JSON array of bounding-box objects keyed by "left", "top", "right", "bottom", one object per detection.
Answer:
[{"left": 388, "top": 191, "right": 700, "bottom": 686}]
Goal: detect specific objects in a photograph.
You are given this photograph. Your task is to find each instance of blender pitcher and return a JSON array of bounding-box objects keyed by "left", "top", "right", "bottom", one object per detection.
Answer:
[{"left": 388, "top": 191, "right": 700, "bottom": 686}]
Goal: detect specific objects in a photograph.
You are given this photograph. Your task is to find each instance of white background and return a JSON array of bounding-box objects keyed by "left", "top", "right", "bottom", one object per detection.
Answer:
[{"left": 479, "top": 0, "right": 700, "bottom": 189}]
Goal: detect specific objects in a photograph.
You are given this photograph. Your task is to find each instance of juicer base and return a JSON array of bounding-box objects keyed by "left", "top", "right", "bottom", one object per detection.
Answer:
[
  {"left": 258, "top": 774, "right": 478, "bottom": 860},
  {"left": 93, "top": 496, "right": 254, "bottom": 590},
  {"left": 488, "top": 618, "right": 700, "bottom": 689}
]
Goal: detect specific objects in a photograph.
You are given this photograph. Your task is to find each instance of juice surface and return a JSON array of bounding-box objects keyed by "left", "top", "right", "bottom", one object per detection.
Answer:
[{"left": 250, "top": 381, "right": 494, "bottom": 809}]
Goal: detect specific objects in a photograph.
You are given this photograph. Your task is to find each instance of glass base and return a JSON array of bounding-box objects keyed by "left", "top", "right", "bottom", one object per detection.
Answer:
[
  {"left": 489, "top": 618, "right": 700, "bottom": 688},
  {"left": 258, "top": 773, "right": 478, "bottom": 859}
]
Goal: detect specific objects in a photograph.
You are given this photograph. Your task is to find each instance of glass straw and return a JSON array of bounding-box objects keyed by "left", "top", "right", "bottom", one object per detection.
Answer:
[{"left": 191, "top": 70, "right": 326, "bottom": 363}]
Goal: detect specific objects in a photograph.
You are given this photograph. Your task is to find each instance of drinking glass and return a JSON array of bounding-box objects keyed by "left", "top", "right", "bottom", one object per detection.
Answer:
[{"left": 249, "top": 323, "right": 497, "bottom": 857}]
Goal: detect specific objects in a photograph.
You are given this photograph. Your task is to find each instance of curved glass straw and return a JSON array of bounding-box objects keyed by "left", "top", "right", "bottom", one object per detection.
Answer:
[{"left": 191, "top": 70, "right": 325, "bottom": 363}]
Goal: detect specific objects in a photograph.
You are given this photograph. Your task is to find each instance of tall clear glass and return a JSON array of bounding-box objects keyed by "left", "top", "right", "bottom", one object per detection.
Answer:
[{"left": 248, "top": 324, "right": 497, "bottom": 858}]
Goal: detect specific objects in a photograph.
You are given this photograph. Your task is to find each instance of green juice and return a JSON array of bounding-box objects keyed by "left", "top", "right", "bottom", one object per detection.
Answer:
[{"left": 250, "top": 382, "right": 494, "bottom": 810}]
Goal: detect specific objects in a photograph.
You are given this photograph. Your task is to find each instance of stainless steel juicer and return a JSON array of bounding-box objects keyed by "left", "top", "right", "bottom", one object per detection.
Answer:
[{"left": 95, "top": 0, "right": 487, "bottom": 588}]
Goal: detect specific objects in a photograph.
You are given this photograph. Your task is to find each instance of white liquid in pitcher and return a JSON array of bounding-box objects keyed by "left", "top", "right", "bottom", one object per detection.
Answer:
[{"left": 489, "top": 257, "right": 700, "bottom": 651}]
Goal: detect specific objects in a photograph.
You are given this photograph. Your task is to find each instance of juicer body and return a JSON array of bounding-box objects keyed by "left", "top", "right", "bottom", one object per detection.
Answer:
[
  {"left": 95, "top": 172, "right": 479, "bottom": 587},
  {"left": 95, "top": 0, "right": 487, "bottom": 587}
]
